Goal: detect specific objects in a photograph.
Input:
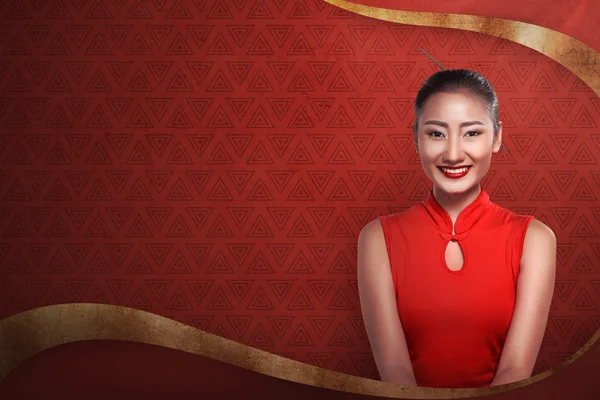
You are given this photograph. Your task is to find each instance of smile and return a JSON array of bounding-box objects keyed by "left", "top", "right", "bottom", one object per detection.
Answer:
[{"left": 437, "top": 166, "right": 472, "bottom": 179}]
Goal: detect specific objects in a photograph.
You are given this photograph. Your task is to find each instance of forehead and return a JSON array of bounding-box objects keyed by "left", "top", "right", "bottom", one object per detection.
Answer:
[{"left": 420, "top": 91, "right": 490, "bottom": 118}]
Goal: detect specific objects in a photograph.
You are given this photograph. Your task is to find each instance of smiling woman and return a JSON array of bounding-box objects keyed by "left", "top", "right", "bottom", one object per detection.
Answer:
[{"left": 357, "top": 69, "right": 557, "bottom": 388}]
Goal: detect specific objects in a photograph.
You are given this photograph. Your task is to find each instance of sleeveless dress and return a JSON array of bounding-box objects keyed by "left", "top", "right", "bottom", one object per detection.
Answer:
[{"left": 378, "top": 187, "right": 534, "bottom": 388}]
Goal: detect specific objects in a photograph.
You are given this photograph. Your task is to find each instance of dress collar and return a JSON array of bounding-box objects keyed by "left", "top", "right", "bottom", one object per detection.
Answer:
[{"left": 421, "top": 186, "right": 491, "bottom": 241}]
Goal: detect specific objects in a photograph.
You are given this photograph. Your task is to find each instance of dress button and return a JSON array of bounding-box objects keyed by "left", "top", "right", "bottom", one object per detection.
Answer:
[{"left": 439, "top": 231, "right": 470, "bottom": 241}]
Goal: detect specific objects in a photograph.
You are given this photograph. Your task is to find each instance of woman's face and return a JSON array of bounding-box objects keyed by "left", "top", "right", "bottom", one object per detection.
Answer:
[{"left": 415, "top": 91, "right": 502, "bottom": 196}]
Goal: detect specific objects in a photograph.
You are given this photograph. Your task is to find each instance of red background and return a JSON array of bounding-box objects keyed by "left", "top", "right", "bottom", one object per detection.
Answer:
[{"left": 1, "top": 0, "right": 600, "bottom": 390}]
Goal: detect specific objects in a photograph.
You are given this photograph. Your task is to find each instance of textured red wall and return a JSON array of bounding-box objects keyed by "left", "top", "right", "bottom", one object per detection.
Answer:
[{"left": 0, "top": 0, "right": 599, "bottom": 379}]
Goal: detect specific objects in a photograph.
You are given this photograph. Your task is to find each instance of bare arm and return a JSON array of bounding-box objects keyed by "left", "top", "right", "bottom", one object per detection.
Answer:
[
  {"left": 357, "top": 219, "right": 417, "bottom": 385},
  {"left": 490, "top": 218, "right": 556, "bottom": 386}
]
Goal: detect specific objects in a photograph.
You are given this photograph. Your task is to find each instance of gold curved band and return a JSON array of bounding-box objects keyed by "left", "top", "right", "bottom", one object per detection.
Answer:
[
  {"left": 324, "top": 0, "right": 600, "bottom": 97},
  {"left": 0, "top": 304, "right": 598, "bottom": 398},
  {"left": 2, "top": 1, "right": 600, "bottom": 398}
]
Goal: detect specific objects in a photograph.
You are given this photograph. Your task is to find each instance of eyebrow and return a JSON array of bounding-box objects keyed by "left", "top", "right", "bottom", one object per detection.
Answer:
[{"left": 423, "top": 120, "right": 486, "bottom": 128}]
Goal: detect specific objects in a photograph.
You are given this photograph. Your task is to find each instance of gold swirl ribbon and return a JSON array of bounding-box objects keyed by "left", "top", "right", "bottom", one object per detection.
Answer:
[
  {"left": 2, "top": 2, "right": 600, "bottom": 399},
  {"left": 0, "top": 304, "right": 598, "bottom": 398},
  {"left": 325, "top": 0, "right": 600, "bottom": 97}
]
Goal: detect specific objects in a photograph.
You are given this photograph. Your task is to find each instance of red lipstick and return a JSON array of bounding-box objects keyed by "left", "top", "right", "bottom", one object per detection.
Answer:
[{"left": 437, "top": 166, "right": 472, "bottom": 179}]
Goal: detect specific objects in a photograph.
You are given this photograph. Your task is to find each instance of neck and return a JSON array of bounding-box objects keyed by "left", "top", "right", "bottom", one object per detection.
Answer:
[{"left": 432, "top": 184, "right": 482, "bottom": 226}]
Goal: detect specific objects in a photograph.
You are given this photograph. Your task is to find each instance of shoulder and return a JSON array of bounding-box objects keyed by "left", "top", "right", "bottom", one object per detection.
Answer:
[
  {"left": 486, "top": 202, "right": 539, "bottom": 232},
  {"left": 486, "top": 201, "right": 521, "bottom": 220},
  {"left": 358, "top": 217, "right": 392, "bottom": 261},
  {"left": 520, "top": 218, "right": 557, "bottom": 271},
  {"left": 358, "top": 217, "right": 385, "bottom": 246},
  {"left": 377, "top": 204, "right": 423, "bottom": 229},
  {"left": 357, "top": 218, "right": 392, "bottom": 276},
  {"left": 524, "top": 218, "right": 556, "bottom": 246}
]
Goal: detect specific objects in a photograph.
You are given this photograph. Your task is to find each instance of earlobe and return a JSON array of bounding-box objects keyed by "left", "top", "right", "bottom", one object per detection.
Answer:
[
  {"left": 493, "top": 121, "right": 503, "bottom": 153},
  {"left": 492, "top": 139, "right": 502, "bottom": 153}
]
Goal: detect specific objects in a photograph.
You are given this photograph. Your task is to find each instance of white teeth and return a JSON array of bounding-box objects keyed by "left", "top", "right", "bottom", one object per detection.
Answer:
[{"left": 441, "top": 167, "right": 469, "bottom": 174}]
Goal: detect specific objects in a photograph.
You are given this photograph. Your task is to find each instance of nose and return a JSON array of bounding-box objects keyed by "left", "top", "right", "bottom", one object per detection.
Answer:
[{"left": 443, "top": 136, "right": 464, "bottom": 163}]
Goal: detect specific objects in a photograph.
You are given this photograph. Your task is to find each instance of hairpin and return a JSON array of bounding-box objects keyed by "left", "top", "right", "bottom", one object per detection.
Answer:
[{"left": 419, "top": 47, "right": 446, "bottom": 71}]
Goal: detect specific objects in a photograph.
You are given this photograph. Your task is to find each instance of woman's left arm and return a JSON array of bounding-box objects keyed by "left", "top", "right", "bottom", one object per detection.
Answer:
[{"left": 490, "top": 218, "right": 556, "bottom": 387}]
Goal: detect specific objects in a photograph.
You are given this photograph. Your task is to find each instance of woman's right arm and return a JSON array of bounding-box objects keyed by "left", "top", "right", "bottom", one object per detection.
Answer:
[{"left": 357, "top": 218, "right": 417, "bottom": 386}]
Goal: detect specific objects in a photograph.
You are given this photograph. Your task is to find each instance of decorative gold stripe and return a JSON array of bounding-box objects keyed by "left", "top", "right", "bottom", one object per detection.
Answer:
[
  {"left": 0, "top": 304, "right": 597, "bottom": 398},
  {"left": 2, "top": 3, "right": 600, "bottom": 399},
  {"left": 325, "top": 0, "right": 600, "bottom": 97}
]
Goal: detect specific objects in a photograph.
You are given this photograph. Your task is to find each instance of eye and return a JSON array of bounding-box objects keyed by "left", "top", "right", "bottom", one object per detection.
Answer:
[
  {"left": 465, "top": 130, "right": 481, "bottom": 137},
  {"left": 427, "top": 130, "right": 445, "bottom": 138}
]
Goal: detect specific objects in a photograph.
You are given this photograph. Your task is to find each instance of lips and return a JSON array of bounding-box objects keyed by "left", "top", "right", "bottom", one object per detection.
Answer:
[{"left": 437, "top": 165, "right": 472, "bottom": 179}]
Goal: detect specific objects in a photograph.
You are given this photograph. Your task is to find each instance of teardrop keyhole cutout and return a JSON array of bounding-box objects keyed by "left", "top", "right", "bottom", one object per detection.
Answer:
[{"left": 444, "top": 240, "right": 464, "bottom": 271}]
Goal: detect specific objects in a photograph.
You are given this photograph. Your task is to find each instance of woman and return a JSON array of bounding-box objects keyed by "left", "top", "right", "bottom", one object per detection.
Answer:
[{"left": 357, "top": 69, "right": 556, "bottom": 388}]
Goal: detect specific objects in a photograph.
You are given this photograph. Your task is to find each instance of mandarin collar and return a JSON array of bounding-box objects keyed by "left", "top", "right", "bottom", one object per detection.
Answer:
[{"left": 421, "top": 187, "right": 491, "bottom": 241}]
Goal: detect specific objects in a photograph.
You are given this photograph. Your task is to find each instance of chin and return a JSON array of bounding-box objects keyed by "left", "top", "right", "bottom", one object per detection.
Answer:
[
  {"left": 430, "top": 170, "right": 481, "bottom": 196},
  {"left": 435, "top": 184, "right": 477, "bottom": 196}
]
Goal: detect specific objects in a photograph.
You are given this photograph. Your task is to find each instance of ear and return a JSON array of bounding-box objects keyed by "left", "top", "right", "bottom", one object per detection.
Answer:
[{"left": 492, "top": 121, "right": 503, "bottom": 153}]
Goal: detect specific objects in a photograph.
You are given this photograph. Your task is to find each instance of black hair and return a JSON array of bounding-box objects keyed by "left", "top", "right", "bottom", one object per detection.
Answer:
[{"left": 412, "top": 69, "right": 502, "bottom": 145}]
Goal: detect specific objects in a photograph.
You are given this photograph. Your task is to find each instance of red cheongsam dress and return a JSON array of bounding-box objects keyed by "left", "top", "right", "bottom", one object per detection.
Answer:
[{"left": 378, "top": 187, "right": 534, "bottom": 388}]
